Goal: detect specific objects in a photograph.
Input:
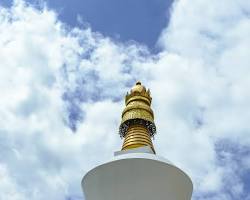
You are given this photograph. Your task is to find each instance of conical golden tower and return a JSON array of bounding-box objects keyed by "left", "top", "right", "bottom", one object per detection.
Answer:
[{"left": 119, "top": 81, "right": 156, "bottom": 153}]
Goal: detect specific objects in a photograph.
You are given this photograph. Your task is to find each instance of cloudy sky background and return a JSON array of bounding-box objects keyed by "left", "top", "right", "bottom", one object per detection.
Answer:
[{"left": 0, "top": 0, "right": 250, "bottom": 199}]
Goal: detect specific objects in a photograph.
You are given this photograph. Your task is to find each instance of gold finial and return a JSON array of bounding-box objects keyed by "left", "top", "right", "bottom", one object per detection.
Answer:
[
  {"left": 130, "top": 81, "right": 145, "bottom": 93},
  {"left": 119, "top": 81, "right": 156, "bottom": 153}
]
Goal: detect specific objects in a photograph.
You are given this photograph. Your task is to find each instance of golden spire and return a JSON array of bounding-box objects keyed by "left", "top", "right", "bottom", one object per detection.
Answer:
[{"left": 119, "top": 81, "right": 156, "bottom": 153}]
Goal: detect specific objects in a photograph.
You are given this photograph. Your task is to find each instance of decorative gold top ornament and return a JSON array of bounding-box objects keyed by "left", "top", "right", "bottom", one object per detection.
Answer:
[
  {"left": 126, "top": 81, "right": 151, "bottom": 104},
  {"left": 119, "top": 81, "right": 156, "bottom": 153},
  {"left": 121, "top": 81, "right": 154, "bottom": 125}
]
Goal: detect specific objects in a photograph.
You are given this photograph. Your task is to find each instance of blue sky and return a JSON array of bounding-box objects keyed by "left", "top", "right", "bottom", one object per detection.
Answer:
[
  {"left": 0, "top": 0, "right": 250, "bottom": 200},
  {"left": 0, "top": 0, "right": 172, "bottom": 51}
]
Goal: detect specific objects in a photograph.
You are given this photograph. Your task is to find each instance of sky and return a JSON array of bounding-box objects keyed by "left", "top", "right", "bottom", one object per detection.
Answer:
[
  {"left": 0, "top": 0, "right": 250, "bottom": 200},
  {"left": 0, "top": 0, "right": 172, "bottom": 51}
]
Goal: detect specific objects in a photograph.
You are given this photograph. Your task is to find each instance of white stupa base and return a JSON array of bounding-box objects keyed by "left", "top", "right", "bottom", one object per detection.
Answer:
[{"left": 82, "top": 147, "right": 192, "bottom": 200}]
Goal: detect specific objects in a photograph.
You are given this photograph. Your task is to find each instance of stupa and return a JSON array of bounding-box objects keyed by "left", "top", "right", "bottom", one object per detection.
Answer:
[{"left": 81, "top": 81, "right": 193, "bottom": 200}]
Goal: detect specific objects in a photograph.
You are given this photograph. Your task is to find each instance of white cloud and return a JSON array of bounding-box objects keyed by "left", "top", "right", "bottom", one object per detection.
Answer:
[
  {"left": 154, "top": 0, "right": 250, "bottom": 198},
  {"left": 0, "top": 0, "right": 250, "bottom": 200}
]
